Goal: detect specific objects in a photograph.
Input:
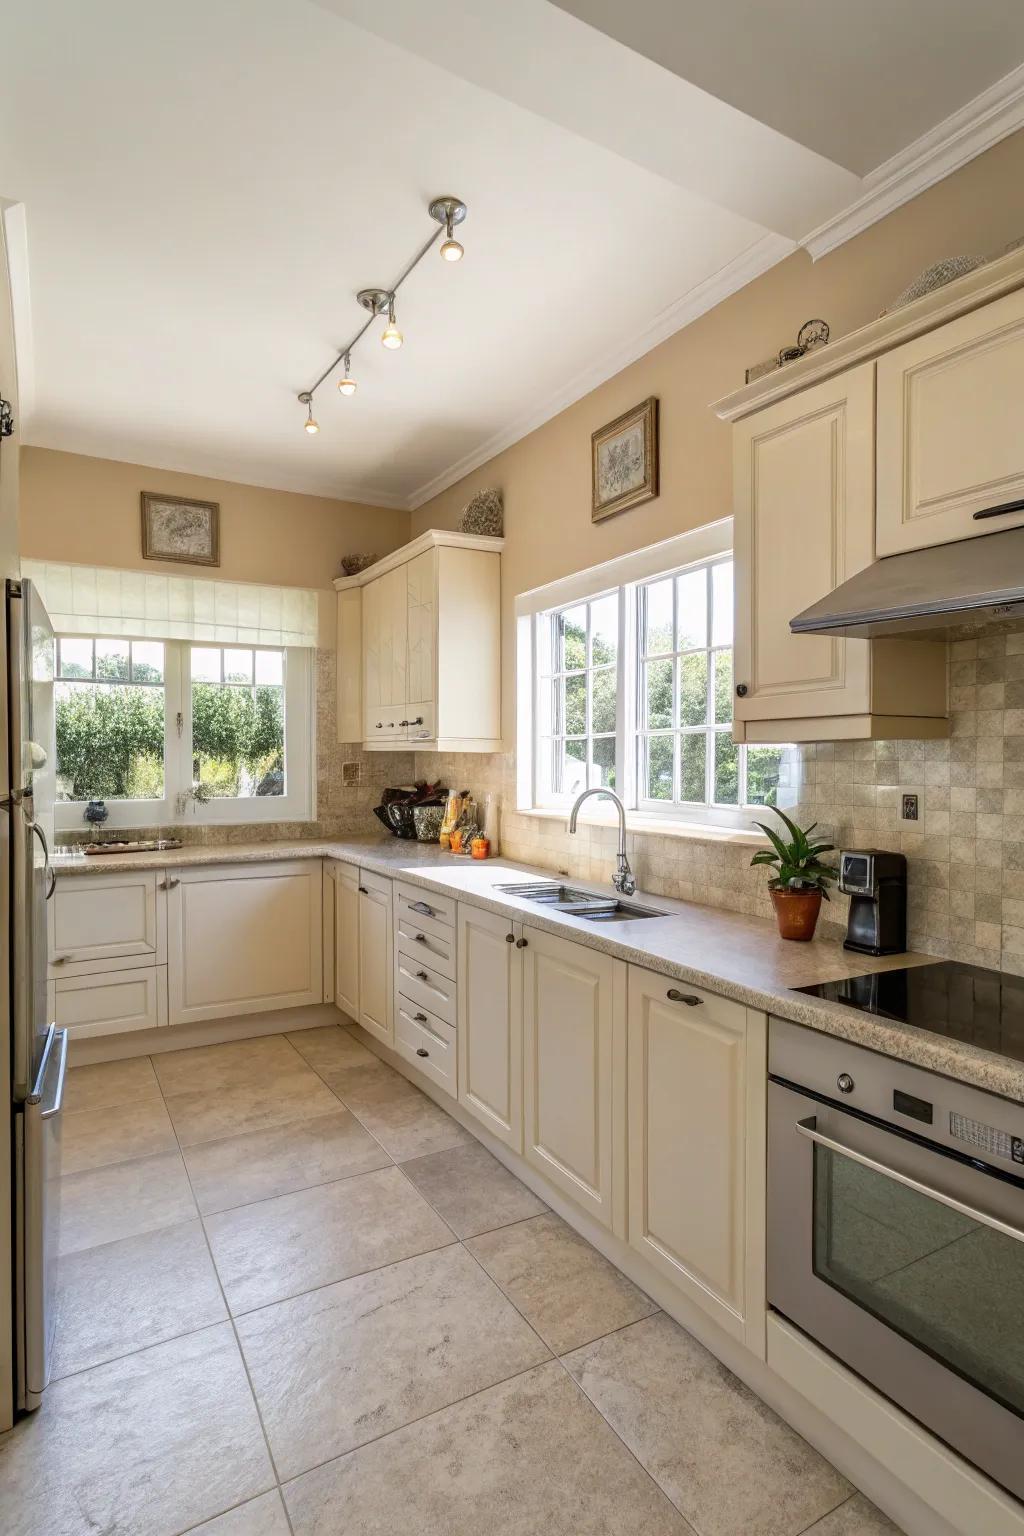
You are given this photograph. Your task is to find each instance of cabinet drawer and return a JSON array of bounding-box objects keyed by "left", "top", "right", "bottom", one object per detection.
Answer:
[
  {"left": 396, "top": 915, "right": 455, "bottom": 978},
  {"left": 50, "top": 871, "right": 165, "bottom": 975},
  {"left": 395, "top": 1000, "right": 456, "bottom": 1095},
  {"left": 54, "top": 966, "right": 167, "bottom": 1040},
  {"left": 395, "top": 882, "right": 456, "bottom": 932},
  {"left": 395, "top": 951, "right": 456, "bottom": 1026},
  {"left": 359, "top": 867, "right": 393, "bottom": 902}
]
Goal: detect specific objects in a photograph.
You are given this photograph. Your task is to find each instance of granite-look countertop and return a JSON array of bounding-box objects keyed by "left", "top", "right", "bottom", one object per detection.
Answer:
[{"left": 53, "top": 835, "right": 1024, "bottom": 1104}]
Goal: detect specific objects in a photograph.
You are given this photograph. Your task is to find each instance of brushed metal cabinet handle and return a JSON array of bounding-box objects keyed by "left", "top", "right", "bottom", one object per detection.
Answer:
[
  {"left": 415, "top": 970, "right": 429, "bottom": 981},
  {"left": 973, "top": 496, "right": 1024, "bottom": 521},
  {"left": 410, "top": 901, "right": 435, "bottom": 916},
  {"left": 666, "top": 988, "right": 702, "bottom": 1006},
  {"left": 414, "top": 1013, "right": 428, "bottom": 1023}
]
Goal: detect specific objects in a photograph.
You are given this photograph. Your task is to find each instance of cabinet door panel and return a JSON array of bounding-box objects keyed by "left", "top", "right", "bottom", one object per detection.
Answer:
[
  {"left": 522, "top": 927, "right": 624, "bottom": 1229},
  {"left": 877, "top": 286, "right": 1024, "bottom": 555},
  {"left": 457, "top": 904, "right": 522, "bottom": 1151},
  {"left": 734, "top": 364, "right": 873, "bottom": 722},
  {"left": 168, "top": 862, "right": 322, "bottom": 1025},
  {"left": 406, "top": 548, "right": 436, "bottom": 713},
  {"left": 362, "top": 575, "right": 383, "bottom": 732},
  {"left": 49, "top": 870, "right": 164, "bottom": 974},
  {"left": 334, "top": 865, "right": 360, "bottom": 1021},
  {"left": 357, "top": 872, "right": 393, "bottom": 1045},
  {"left": 627, "top": 967, "right": 766, "bottom": 1351},
  {"left": 380, "top": 566, "right": 408, "bottom": 710},
  {"left": 54, "top": 967, "right": 166, "bottom": 1040}
]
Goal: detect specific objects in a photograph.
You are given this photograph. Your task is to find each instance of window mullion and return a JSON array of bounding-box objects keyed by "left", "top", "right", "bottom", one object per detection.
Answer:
[{"left": 165, "top": 641, "right": 188, "bottom": 810}]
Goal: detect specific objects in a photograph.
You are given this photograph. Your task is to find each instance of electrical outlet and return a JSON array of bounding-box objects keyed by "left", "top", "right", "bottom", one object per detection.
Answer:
[{"left": 897, "top": 788, "right": 924, "bottom": 831}]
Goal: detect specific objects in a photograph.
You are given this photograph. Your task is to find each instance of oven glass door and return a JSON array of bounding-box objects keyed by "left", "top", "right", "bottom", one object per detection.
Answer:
[
  {"left": 767, "top": 1079, "right": 1024, "bottom": 1502},
  {"left": 809, "top": 1121, "right": 1024, "bottom": 1418}
]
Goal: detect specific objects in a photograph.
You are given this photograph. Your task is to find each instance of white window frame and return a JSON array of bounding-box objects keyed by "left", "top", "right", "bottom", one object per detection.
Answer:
[
  {"left": 516, "top": 520, "right": 788, "bottom": 832},
  {"left": 54, "top": 638, "right": 314, "bottom": 832}
]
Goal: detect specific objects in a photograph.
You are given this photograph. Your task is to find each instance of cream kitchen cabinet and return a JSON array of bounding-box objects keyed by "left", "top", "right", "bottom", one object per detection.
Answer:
[
  {"left": 522, "top": 926, "right": 626, "bottom": 1234},
  {"left": 51, "top": 966, "right": 166, "bottom": 1041},
  {"left": 626, "top": 965, "right": 766, "bottom": 1352},
  {"left": 732, "top": 363, "right": 947, "bottom": 743},
  {"left": 876, "top": 284, "right": 1024, "bottom": 556},
  {"left": 334, "top": 862, "right": 361, "bottom": 1020},
  {"left": 48, "top": 867, "right": 165, "bottom": 977},
  {"left": 167, "top": 860, "right": 323, "bottom": 1026},
  {"left": 356, "top": 868, "right": 393, "bottom": 1046},
  {"left": 335, "top": 528, "right": 503, "bottom": 752},
  {"left": 322, "top": 860, "right": 336, "bottom": 1006},
  {"left": 457, "top": 904, "right": 523, "bottom": 1151}
]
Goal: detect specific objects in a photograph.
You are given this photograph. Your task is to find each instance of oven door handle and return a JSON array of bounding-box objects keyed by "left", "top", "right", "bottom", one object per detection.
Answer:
[{"left": 795, "top": 1116, "right": 1024, "bottom": 1246}]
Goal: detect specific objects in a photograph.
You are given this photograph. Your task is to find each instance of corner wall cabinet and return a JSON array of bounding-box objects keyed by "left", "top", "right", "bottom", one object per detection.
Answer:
[
  {"left": 716, "top": 246, "right": 1024, "bottom": 744},
  {"left": 334, "top": 528, "right": 503, "bottom": 752}
]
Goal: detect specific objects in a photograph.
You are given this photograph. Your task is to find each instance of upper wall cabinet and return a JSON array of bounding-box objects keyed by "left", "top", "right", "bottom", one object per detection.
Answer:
[
  {"left": 732, "top": 364, "right": 947, "bottom": 743},
  {"left": 335, "top": 528, "right": 503, "bottom": 753},
  {"left": 876, "top": 286, "right": 1024, "bottom": 556}
]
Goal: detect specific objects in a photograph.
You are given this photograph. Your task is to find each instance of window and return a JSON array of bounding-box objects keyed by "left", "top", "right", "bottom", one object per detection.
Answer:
[
  {"left": 521, "top": 523, "right": 791, "bottom": 829},
  {"left": 54, "top": 637, "right": 312, "bottom": 830}
]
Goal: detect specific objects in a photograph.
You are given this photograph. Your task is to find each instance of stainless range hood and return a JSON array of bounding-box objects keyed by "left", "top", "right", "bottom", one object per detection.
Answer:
[{"left": 791, "top": 526, "right": 1024, "bottom": 639}]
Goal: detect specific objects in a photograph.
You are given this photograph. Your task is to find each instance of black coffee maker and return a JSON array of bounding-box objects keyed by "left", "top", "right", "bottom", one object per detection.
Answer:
[{"left": 838, "top": 849, "right": 907, "bottom": 956}]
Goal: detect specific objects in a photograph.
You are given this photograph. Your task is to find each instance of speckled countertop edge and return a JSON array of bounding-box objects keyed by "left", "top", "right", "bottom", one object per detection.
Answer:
[{"left": 53, "top": 835, "right": 1024, "bottom": 1104}]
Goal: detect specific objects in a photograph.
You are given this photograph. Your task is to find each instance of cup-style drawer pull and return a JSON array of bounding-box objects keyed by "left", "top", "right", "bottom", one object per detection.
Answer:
[
  {"left": 410, "top": 901, "right": 435, "bottom": 916},
  {"left": 415, "top": 970, "right": 429, "bottom": 981},
  {"left": 416, "top": 1047, "right": 429, "bottom": 1058},
  {"left": 666, "top": 988, "right": 702, "bottom": 1006},
  {"left": 414, "top": 1012, "right": 428, "bottom": 1023},
  {"left": 973, "top": 496, "right": 1024, "bottom": 521},
  {"left": 52, "top": 955, "right": 68, "bottom": 964},
  {"left": 505, "top": 932, "right": 515, "bottom": 943},
  {"left": 413, "top": 933, "right": 428, "bottom": 943}
]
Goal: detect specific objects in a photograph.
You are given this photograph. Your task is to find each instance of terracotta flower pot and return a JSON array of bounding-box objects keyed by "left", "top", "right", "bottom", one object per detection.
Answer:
[{"left": 770, "top": 885, "right": 823, "bottom": 941}]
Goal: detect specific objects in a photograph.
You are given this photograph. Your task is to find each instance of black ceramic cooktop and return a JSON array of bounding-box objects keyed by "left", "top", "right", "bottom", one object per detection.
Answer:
[{"left": 795, "top": 960, "right": 1024, "bottom": 1067}]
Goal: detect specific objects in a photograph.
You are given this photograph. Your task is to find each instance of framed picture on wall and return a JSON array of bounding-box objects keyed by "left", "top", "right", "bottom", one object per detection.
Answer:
[
  {"left": 591, "top": 396, "right": 659, "bottom": 522},
  {"left": 141, "top": 492, "right": 220, "bottom": 566}
]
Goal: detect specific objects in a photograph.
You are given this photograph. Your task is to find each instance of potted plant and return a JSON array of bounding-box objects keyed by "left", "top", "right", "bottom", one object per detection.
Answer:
[{"left": 750, "top": 806, "right": 836, "bottom": 941}]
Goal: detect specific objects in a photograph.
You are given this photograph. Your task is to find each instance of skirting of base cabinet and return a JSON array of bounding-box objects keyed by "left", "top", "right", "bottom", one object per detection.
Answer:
[{"left": 626, "top": 967, "right": 767, "bottom": 1353}]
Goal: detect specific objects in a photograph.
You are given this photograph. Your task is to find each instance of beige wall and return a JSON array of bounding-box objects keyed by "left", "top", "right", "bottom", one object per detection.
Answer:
[
  {"left": 412, "top": 128, "right": 1024, "bottom": 742},
  {"left": 19, "top": 446, "right": 412, "bottom": 647}
]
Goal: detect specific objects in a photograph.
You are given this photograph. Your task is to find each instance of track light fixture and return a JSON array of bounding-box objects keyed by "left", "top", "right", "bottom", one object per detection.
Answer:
[
  {"left": 296, "top": 194, "right": 467, "bottom": 433},
  {"left": 337, "top": 354, "right": 357, "bottom": 395}
]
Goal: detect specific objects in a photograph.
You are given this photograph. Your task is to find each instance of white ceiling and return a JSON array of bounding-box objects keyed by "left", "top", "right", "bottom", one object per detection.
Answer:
[{"left": 3, "top": 0, "right": 1024, "bottom": 509}]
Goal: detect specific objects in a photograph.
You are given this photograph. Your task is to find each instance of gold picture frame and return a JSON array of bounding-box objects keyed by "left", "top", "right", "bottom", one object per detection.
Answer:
[
  {"left": 140, "top": 492, "right": 220, "bottom": 567},
  {"left": 591, "top": 396, "right": 659, "bottom": 522}
]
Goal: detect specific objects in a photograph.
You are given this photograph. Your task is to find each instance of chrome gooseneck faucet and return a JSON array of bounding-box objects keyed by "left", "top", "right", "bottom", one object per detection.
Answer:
[{"left": 568, "top": 788, "right": 636, "bottom": 896}]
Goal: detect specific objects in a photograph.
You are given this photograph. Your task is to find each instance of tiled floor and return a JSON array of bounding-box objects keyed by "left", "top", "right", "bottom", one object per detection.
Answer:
[{"left": 0, "top": 1022, "right": 905, "bottom": 1536}]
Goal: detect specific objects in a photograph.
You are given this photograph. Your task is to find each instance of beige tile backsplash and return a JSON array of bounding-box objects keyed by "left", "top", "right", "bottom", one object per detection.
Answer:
[{"left": 419, "top": 621, "right": 1024, "bottom": 976}]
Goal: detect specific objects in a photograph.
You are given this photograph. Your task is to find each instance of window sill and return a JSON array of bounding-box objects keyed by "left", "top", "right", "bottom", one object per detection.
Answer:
[{"left": 512, "top": 806, "right": 769, "bottom": 847}]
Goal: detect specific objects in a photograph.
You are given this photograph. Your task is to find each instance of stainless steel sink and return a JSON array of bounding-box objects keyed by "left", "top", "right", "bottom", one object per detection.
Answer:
[{"left": 494, "top": 881, "right": 666, "bottom": 921}]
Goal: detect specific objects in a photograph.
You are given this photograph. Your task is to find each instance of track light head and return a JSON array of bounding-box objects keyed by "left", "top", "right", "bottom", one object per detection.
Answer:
[
  {"left": 298, "top": 392, "right": 319, "bottom": 434},
  {"left": 430, "top": 196, "right": 467, "bottom": 262},
  {"left": 338, "top": 353, "right": 357, "bottom": 395},
  {"left": 380, "top": 294, "right": 403, "bottom": 350}
]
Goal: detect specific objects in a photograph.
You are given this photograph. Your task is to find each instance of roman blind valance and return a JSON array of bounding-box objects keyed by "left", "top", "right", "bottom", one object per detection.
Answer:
[{"left": 21, "top": 561, "right": 319, "bottom": 648}]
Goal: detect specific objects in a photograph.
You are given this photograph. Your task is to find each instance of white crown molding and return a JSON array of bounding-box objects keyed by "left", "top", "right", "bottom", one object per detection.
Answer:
[
  {"left": 801, "top": 61, "right": 1024, "bottom": 262},
  {"left": 406, "top": 231, "right": 795, "bottom": 510}
]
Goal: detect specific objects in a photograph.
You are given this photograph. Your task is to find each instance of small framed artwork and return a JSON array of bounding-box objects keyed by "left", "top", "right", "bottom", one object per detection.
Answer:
[
  {"left": 592, "top": 396, "right": 659, "bottom": 523},
  {"left": 140, "top": 492, "right": 220, "bottom": 567}
]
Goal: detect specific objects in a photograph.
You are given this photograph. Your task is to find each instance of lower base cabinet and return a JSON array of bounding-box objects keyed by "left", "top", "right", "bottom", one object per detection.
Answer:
[
  {"left": 522, "top": 926, "right": 626, "bottom": 1235},
  {"left": 334, "top": 863, "right": 361, "bottom": 1020},
  {"left": 357, "top": 869, "right": 393, "bottom": 1046},
  {"left": 626, "top": 964, "right": 767, "bottom": 1348},
  {"left": 51, "top": 966, "right": 167, "bottom": 1041},
  {"left": 457, "top": 905, "right": 523, "bottom": 1151}
]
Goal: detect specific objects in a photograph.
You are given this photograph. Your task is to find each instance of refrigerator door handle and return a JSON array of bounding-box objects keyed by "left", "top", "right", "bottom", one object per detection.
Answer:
[
  {"left": 22, "top": 1025, "right": 66, "bottom": 1406},
  {"left": 28, "top": 818, "right": 56, "bottom": 901}
]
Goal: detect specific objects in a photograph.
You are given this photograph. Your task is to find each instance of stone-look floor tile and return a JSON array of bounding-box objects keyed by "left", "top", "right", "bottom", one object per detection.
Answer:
[
  {"left": 801, "top": 1493, "right": 904, "bottom": 1535},
  {"left": 183, "top": 1108, "right": 390, "bottom": 1214},
  {"left": 163, "top": 1063, "right": 342, "bottom": 1148},
  {"left": 287, "top": 1024, "right": 377, "bottom": 1074},
  {"left": 64, "top": 1055, "right": 160, "bottom": 1113},
  {"left": 283, "top": 1360, "right": 692, "bottom": 1536},
  {"left": 564, "top": 1313, "right": 852, "bottom": 1536},
  {"left": 152, "top": 1033, "right": 304, "bottom": 1096},
  {"left": 58, "top": 1149, "right": 196, "bottom": 1254},
  {"left": 61, "top": 1097, "right": 177, "bottom": 1176},
  {"left": 205, "top": 1164, "right": 454, "bottom": 1313},
  {"left": 239, "top": 1244, "right": 549, "bottom": 1478},
  {"left": 188, "top": 1490, "right": 292, "bottom": 1535},
  {"left": 467, "top": 1212, "right": 657, "bottom": 1353},
  {"left": 53, "top": 1218, "right": 227, "bottom": 1378},
  {"left": 0, "top": 1324, "right": 273, "bottom": 1536},
  {"left": 402, "top": 1140, "right": 547, "bottom": 1237},
  {"left": 322, "top": 1058, "right": 473, "bottom": 1161}
]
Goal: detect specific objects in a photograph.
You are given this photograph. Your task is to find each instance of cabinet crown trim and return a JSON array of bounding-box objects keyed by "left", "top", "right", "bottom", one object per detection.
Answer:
[
  {"left": 711, "top": 244, "right": 1024, "bottom": 423},
  {"left": 333, "top": 528, "right": 505, "bottom": 590}
]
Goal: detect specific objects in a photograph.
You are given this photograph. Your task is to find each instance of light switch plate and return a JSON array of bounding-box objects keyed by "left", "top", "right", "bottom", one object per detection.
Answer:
[{"left": 897, "top": 787, "right": 924, "bottom": 831}]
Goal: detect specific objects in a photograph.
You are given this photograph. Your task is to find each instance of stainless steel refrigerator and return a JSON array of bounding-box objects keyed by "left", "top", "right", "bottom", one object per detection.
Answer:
[{"left": 7, "top": 576, "right": 61, "bottom": 1414}]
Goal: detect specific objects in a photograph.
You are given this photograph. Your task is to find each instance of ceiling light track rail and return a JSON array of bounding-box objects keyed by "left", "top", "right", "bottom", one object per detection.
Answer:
[{"left": 297, "top": 194, "right": 466, "bottom": 434}]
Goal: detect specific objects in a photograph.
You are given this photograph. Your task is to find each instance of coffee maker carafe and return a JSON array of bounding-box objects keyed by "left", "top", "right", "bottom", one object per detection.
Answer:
[{"left": 838, "top": 849, "right": 907, "bottom": 956}]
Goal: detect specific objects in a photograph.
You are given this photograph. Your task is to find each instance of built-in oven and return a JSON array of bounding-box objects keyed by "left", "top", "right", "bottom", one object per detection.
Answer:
[{"left": 768, "top": 1016, "right": 1024, "bottom": 1503}]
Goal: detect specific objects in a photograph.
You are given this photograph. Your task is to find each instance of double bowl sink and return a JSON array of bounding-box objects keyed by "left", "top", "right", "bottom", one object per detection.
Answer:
[{"left": 494, "top": 881, "right": 666, "bottom": 922}]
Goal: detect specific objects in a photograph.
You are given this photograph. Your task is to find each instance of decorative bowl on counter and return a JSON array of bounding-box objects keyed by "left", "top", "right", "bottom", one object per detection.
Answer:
[{"left": 414, "top": 805, "right": 445, "bottom": 842}]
